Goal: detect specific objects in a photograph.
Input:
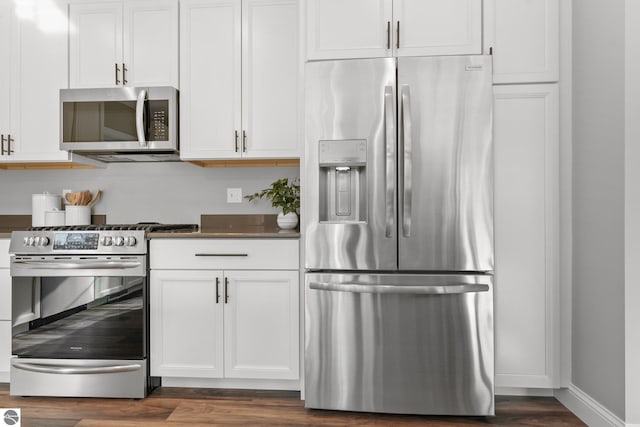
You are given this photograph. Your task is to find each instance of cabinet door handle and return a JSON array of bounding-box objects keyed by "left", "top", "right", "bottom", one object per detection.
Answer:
[
  {"left": 115, "top": 63, "right": 120, "bottom": 85},
  {"left": 215, "top": 277, "right": 220, "bottom": 304},
  {"left": 242, "top": 130, "right": 247, "bottom": 152},
  {"left": 234, "top": 130, "right": 239, "bottom": 152},
  {"left": 6, "top": 134, "right": 13, "bottom": 155},
  {"left": 122, "top": 63, "right": 127, "bottom": 85},
  {"left": 396, "top": 21, "right": 400, "bottom": 49},
  {"left": 386, "top": 21, "right": 391, "bottom": 49},
  {"left": 224, "top": 277, "right": 229, "bottom": 303},
  {"left": 0, "top": 134, "right": 5, "bottom": 155}
]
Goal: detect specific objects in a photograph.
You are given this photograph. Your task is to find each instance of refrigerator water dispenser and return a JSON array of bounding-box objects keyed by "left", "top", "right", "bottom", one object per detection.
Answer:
[{"left": 318, "top": 139, "right": 367, "bottom": 223}]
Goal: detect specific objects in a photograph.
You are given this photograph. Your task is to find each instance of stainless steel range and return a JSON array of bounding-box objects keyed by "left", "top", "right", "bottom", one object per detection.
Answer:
[{"left": 8, "top": 223, "right": 197, "bottom": 398}]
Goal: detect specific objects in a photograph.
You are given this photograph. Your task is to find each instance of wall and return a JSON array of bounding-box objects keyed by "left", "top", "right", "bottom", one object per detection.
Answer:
[
  {"left": 0, "top": 163, "right": 299, "bottom": 225},
  {"left": 625, "top": 0, "right": 640, "bottom": 423},
  {"left": 572, "top": 0, "right": 626, "bottom": 419}
]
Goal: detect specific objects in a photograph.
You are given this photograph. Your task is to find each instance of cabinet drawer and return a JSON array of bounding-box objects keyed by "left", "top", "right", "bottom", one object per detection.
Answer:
[
  {"left": 150, "top": 239, "right": 299, "bottom": 270},
  {"left": 0, "top": 239, "right": 9, "bottom": 269}
]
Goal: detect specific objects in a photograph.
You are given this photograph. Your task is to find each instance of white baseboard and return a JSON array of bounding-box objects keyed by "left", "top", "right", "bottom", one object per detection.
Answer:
[
  {"left": 555, "top": 384, "right": 626, "bottom": 427},
  {"left": 160, "top": 377, "right": 301, "bottom": 391},
  {"left": 495, "top": 387, "right": 554, "bottom": 397}
]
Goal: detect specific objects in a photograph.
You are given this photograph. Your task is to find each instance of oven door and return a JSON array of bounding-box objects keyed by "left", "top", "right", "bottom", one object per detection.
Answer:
[
  {"left": 60, "top": 86, "right": 177, "bottom": 152},
  {"left": 9, "top": 255, "right": 152, "bottom": 398}
]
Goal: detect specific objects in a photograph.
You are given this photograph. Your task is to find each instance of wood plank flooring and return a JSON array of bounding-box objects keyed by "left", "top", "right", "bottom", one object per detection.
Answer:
[{"left": 0, "top": 385, "right": 586, "bottom": 426}]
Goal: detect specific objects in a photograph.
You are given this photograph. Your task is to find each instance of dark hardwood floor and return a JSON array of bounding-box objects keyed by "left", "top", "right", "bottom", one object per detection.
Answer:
[{"left": 0, "top": 384, "right": 586, "bottom": 426}]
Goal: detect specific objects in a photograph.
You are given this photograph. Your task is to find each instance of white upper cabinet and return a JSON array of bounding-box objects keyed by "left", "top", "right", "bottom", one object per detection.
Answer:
[
  {"left": 305, "top": 0, "right": 481, "bottom": 60},
  {"left": 484, "top": 0, "right": 559, "bottom": 83},
  {"left": 69, "top": 0, "right": 178, "bottom": 88},
  {"left": 0, "top": 0, "right": 72, "bottom": 162},
  {"left": 180, "top": 0, "right": 300, "bottom": 160}
]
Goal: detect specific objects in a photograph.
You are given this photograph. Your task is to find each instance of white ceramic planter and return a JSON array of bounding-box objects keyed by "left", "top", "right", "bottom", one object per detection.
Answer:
[{"left": 277, "top": 212, "right": 298, "bottom": 230}]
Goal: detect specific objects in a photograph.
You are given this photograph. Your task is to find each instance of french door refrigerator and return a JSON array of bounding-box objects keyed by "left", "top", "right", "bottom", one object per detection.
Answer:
[{"left": 304, "top": 56, "right": 494, "bottom": 416}]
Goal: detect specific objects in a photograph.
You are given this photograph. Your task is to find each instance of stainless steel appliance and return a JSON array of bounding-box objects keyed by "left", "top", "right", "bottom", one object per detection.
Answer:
[
  {"left": 60, "top": 86, "right": 179, "bottom": 162},
  {"left": 9, "top": 223, "right": 197, "bottom": 398},
  {"left": 304, "top": 56, "right": 494, "bottom": 416}
]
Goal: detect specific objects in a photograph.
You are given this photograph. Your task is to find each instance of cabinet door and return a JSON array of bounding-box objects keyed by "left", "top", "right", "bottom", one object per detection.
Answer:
[
  {"left": 224, "top": 270, "right": 299, "bottom": 379},
  {"left": 394, "top": 0, "right": 481, "bottom": 56},
  {"left": 8, "top": 0, "right": 70, "bottom": 161},
  {"left": 0, "top": 2, "right": 11, "bottom": 145},
  {"left": 150, "top": 270, "right": 224, "bottom": 378},
  {"left": 180, "top": 0, "right": 242, "bottom": 160},
  {"left": 306, "top": 0, "right": 392, "bottom": 60},
  {"left": 484, "top": 0, "right": 559, "bottom": 83},
  {"left": 494, "top": 84, "right": 559, "bottom": 388},
  {"left": 70, "top": 1, "right": 123, "bottom": 88},
  {"left": 0, "top": 268, "right": 10, "bottom": 321},
  {"left": 0, "top": 321, "right": 10, "bottom": 382},
  {"left": 123, "top": 0, "right": 179, "bottom": 87},
  {"left": 242, "top": 0, "right": 299, "bottom": 158}
]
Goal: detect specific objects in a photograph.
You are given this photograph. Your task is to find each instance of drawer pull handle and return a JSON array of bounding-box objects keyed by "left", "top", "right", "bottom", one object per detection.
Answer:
[{"left": 195, "top": 253, "right": 248, "bottom": 257}]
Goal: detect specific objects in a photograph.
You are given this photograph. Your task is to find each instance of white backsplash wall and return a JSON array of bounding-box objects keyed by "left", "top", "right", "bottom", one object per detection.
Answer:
[{"left": 0, "top": 162, "right": 299, "bottom": 225}]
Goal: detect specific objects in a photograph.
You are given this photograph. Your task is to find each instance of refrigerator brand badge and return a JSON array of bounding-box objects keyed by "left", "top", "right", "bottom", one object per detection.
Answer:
[{"left": 465, "top": 65, "right": 484, "bottom": 71}]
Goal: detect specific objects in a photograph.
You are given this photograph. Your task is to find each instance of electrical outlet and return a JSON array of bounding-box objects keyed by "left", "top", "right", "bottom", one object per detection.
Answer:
[{"left": 227, "top": 188, "right": 242, "bottom": 203}]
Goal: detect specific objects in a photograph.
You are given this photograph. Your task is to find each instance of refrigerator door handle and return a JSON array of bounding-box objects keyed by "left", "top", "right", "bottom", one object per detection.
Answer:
[
  {"left": 384, "top": 85, "right": 395, "bottom": 238},
  {"left": 401, "top": 84, "right": 412, "bottom": 237},
  {"left": 309, "top": 281, "right": 489, "bottom": 295}
]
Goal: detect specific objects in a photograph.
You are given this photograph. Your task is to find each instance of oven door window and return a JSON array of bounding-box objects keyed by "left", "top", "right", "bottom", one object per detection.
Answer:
[{"left": 12, "top": 276, "right": 146, "bottom": 360}]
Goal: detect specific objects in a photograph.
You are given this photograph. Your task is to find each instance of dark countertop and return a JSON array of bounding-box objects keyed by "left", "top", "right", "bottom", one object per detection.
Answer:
[
  {"left": 0, "top": 214, "right": 300, "bottom": 239},
  {"left": 149, "top": 214, "right": 300, "bottom": 239}
]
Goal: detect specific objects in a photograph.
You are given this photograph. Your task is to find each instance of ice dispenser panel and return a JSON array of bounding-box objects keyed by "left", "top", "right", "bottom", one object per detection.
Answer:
[{"left": 318, "top": 139, "right": 367, "bottom": 223}]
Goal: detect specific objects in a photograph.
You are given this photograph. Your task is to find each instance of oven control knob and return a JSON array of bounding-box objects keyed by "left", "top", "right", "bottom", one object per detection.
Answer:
[
  {"left": 114, "top": 236, "right": 125, "bottom": 246},
  {"left": 25, "top": 236, "right": 35, "bottom": 246},
  {"left": 125, "top": 236, "right": 137, "bottom": 246},
  {"left": 36, "top": 236, "right": 50, "bottom": 246},
  {"left": 101, "top": 236, "right": 113, "bottom": 246}
]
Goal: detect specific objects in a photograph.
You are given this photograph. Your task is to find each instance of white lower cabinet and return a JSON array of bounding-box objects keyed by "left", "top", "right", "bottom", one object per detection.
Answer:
[
  {"left": 494, "top": 84, "right": 560, "bottom": 389},
  {"left": 0, "top": 239, "right": 10, "bottom": 382},
  {"left": 150, "top": 239, "right": 300, "bottom": 385}
]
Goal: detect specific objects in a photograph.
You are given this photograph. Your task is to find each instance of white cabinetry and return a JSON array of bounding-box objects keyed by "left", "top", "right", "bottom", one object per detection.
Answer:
[
  {"left": 69, "top": 0, "right": 178, "bottom": 88},
  {"left": 0, "top": 239, "right": 11, "bottom": 382},
  {"left": 484, "top": 0, "right": 559, "bottom": 83},
  {"left": 494, "top": 84, "right": 560, "bottom": 389},
  {"left": 150, "top": 239, "right": 300, "bottom": 385},
  {"left": 0, "top": 0, "right": 73, "bottom": 163},
  {"left": 305, "top": 0, "right": 481, "bottom": 60},
  {"left": 180, "top": 0, "right": 299, "bottom": 160}
]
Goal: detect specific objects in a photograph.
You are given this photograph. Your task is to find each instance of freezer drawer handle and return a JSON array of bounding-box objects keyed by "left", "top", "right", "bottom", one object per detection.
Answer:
[
  {"left": 12, "top": 361, "right": 142, "bottom": 375},
  {"left": 309, "top": 281, "right": 489, "bottom": 295}
]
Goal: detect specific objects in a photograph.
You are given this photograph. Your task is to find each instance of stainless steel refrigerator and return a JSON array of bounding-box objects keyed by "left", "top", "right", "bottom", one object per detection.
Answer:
[{"left": 304, "top": 56, "right": 494, "bottom": 416}]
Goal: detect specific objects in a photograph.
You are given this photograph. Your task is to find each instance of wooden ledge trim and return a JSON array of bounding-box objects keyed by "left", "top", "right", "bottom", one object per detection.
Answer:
[
  {"left": 187, "top": 159, "right": 300, "bottom": 168},
  {"left": 0, "top": 162, "right": 97, "bottom": 170}
]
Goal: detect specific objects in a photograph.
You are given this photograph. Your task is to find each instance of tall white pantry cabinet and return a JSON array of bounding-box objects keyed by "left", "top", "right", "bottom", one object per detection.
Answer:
[{"left": 304, "top": 0, "right": 562, "bottom": 390}]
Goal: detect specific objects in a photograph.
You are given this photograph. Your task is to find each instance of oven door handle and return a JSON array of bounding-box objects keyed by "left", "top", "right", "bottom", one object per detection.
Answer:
[
  {"left": 12, "top": 260, "right": 142, "bottom": 270},
  {"left": 12, "top": 361, "right": 142, "bottom": 375}
]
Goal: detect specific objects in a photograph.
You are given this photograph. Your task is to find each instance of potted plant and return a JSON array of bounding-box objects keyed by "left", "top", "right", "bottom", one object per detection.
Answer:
[{"left": 245, "top": 178, "right": 300, "bottom": 229}]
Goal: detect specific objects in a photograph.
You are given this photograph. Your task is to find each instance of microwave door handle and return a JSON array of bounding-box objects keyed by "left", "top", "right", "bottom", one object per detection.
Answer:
[{"left": 136, "top": 89, "right": 147, "bottom": 147}]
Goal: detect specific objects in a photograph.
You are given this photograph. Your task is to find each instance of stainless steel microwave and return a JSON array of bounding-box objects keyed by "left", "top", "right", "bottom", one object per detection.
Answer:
[{"left": 60, "top": 87, "right": 178, "bottom": 162}]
